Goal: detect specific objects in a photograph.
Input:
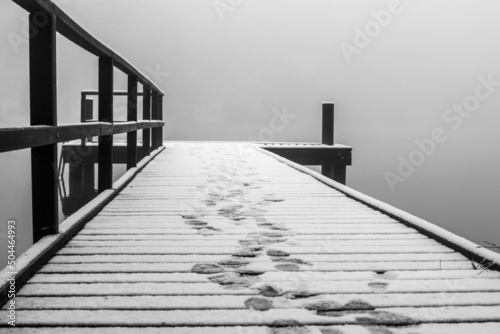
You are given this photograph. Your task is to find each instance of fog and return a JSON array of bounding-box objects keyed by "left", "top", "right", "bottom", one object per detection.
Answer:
[{"left": 1, "top": 0, "right": 499, "bottom": 264}]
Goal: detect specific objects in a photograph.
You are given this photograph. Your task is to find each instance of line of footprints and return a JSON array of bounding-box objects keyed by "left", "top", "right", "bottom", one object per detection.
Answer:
[{"left": 180, "top": 146, "right": 421, "bottom": 333}]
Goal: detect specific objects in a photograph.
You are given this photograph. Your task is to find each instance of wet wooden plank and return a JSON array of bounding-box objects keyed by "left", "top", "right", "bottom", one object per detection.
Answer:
[
  {"left": 69, "top": 233, "right": 429, "bottom": 241},
  {"left": 1, "top": 306, "right": 500, "bottom": 326},
  {"left": 55, "top": 245, "right": 453, "bottom": 255},
  {"left": 10, "top": 292, "right": 500, "bottom": 310},
  {"left": 28, "top": 270, "right": 500, "bottom": 283},
  {"left": 65, "top": 238, "right": 442, "bottom": 247},
  {"left": 48, "top": 253, "right": 469, "bottom": 263},
  {"left": 18, "top": 279, "right": 500, "bottom": 296},
  {"left": 75, "top": 228, "right": 420, "bottom": 235},
  {"left": 1, "top": 324, "right": 500, "bottom": 334},
  {"left": 37, "top": 261, "right": 472, "bottom": 273}
]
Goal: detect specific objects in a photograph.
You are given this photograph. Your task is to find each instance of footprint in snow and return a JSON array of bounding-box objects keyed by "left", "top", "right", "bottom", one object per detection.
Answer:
[
  {"left": 272, "top": 258, "right": 310, "bottom": 266},
  {"left": 275, "top": 264, "right": 300, "bottom": 272},
  {"left": 368, "top": 282, "right": 389, "bottom": 293},
  {"left": 191, "top": 263, "right": 225, "bottom": 274},
  {"left": 355, "top": 311, "right": 416, "bottom": 326},
  {"left": 244, "top": 297, "right": 273, "bottom": 311},
  {"left": 258, "top": 284, "right": 282, "bottom": 297},
  {"left": 184, "top": 220, "right": 208, "bottom": 226},
  {"left": 218, "top": 258, "right": 250, "bottom": 269},
  {"left": 181, "top": 214, "right": 202, "bottom": 220},
  {"left": 318, "top": 328, "right": 346, "bottom": 334},
  {"left": 266, "top": 249, "right": 290, "bottom": 257},
  {"left": 372, "top": 271, "right": 399, "bottom": 281},
  {"left": 269, "top": 320, "right": 310, "bottom": 334}
]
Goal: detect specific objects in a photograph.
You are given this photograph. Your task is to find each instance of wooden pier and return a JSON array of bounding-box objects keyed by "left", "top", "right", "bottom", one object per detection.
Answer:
[
  {"left": 1, "top": 142, "right": 500, "bottom": 332},
  {"left": 2, "top": 0, "right": 500, "bottom": 332}
]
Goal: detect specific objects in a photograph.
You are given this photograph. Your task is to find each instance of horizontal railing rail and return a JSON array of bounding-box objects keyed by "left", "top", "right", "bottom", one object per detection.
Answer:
[{"left": 0, "top": 121, "right": 163, "bottom": 153}]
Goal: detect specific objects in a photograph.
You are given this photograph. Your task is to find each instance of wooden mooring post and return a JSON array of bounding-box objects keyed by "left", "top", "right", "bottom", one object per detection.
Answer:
[
  {"left": 321, "top": 102, "right": 346, "bottom": 184},
  {"left": 259, "top": 102, "right": 351, "bottom": 185},
  {"left": 321, "top": 102, "right": 334, "bottom": 179}
]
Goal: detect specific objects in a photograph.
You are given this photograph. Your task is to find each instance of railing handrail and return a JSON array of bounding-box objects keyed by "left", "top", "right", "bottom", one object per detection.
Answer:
[
  {"left": 12, "top": 0, "right": 164, "bottom": 95},
  {"left": 0, "top": 121, "right": 163, "bottom": 153},
  {"left": 82, "top": 90, "right": 145, "bottom": 97}
]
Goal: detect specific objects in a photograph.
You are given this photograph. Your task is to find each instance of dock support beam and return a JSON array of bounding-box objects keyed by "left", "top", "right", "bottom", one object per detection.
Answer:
[
  {"left": 30, "top": 11, "right": 59, "bottom": 242},
  {"left": 98, "top": 57, "right": 114, "bottom": 193}
]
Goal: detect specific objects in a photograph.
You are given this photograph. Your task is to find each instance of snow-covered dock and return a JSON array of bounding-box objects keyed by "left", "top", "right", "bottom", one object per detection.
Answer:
[{"left": 2, "top": 142, "right": 500, "bottom": 333}]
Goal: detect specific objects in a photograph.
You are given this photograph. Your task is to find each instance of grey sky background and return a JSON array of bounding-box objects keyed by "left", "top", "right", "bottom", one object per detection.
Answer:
[{"left": 1, "top": 0, "right": 500, "bottom": 261}]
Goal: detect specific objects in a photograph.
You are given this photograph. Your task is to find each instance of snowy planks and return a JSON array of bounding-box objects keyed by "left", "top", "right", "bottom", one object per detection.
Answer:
[{"left": 1, "top": 142, "right": 499, "bottom": 333}]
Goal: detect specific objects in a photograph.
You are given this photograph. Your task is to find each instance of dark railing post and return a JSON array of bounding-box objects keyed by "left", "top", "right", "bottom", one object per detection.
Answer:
[
  {"left": 86, "top": 99, "right": 94, "bottom": 141},
  {"left": 81, "top": 97, "right": 94, "bottom": 142},
  {"left": 81, "top": 92, "right": 93, "bottom": 122},
  {"left": 322, "top": 102, "right": 334, "bottom": 145},
  {"left": 321, "top": 102, "right": 347, "bottom": 184},
  {"left": 98, "top": 57, "right": 114, "bottom": 193},
  {"left": 151, "top": 90, "right": 159, "bottom": 150},
  {"left": 84, "top": 99, "right": 93, "bottom": 121},
  {"left": 30, "top": 11, "right": 58, "bottom": 242},
  {"left": 80, "top": 93, "right": 86, "bottom": 123},
  {"left": 159, "top": 95, "right": 163, "bottom": 147},
  {"left": 333, "top": 165, "right": 347, "bottom": 184},
  {"left": 142, "top": 85, "right": 151, "bottom": 156},
  {"left": 127, "top": 75, "right": 138, "bottom": 169},
  {"left": 321, "top": 102, "right": 334, "bottom": 179}
]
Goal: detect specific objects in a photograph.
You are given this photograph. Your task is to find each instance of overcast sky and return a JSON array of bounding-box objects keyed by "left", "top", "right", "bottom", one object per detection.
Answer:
[{"left": 1, "top": 0, "right": 499, "bottom": 258}]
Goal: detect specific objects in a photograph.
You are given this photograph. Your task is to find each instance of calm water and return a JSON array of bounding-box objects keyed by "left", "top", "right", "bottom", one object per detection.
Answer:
[{"left": 0, "top": 145, "right": 127, "bottom": 268}]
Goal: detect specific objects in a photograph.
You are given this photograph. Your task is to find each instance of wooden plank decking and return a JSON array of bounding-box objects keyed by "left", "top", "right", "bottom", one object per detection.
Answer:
[{"left": 2, "top": 142, "right": 500, "bottom": 333}]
